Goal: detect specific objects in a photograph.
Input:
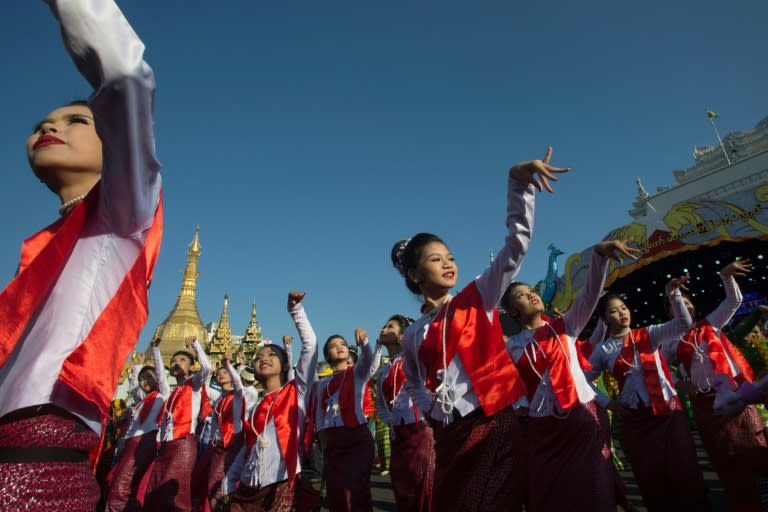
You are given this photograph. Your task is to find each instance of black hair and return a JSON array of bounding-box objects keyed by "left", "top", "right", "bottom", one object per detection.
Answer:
[
  {"left": 596, "top": 291, "right": 627, "bottom": 319},
  {"left": 663, "top": 291, "right": 695, "bottom": 319},
  {"left": 171, "top": 350, "right": 196, "bottom": 365},
  {"left": 323, "top": 334, "right": 348, "bottom": 361},
  {"left": 500, "top": 281, "right": 531, "bottom": 316},
  {"left": 387, "top": 314, "right": 414, "bottom": 333},
  {"left": 254, "top": 344, "right": 290, "bottom": 385},
  {"left": 137, "top": 365, "right": 156, "bottom": 380},
  {"left": 391, "top": 233, "right": 447, "bottom": 295}
]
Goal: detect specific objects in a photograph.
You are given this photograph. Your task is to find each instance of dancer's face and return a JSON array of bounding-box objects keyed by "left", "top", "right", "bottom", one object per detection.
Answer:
[
  {"left": 411, "top": 242, "right": 457, "bottom": 294},
  {"left": 505, "top": 284, "right": 544, "bottom": 320},
  {"left": 324, "top": 337, "right": 349, "bottom": 364},
  {"left": 253, "top": 346, "right": 283, "bottom": 380},
  {"left": 602, "top": 298, "right": 631, "bottom": 333}
]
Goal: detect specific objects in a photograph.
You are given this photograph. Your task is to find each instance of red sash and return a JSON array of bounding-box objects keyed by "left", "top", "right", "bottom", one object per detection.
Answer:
[
  {"left": 0, "top": 186, "right": 164, "bottom": 418},
  {"left": 321, "top": 367, "right": 360, "bottom": 428},
  {"left": 246, "top": 382, "right": 300, "bottom": 483},
  {"left": 418, "top": 281, "right": 525, "bottom": 416},
  {"left": 613, "top": 328, "right": 678, "bottom": 415},
  {"left": 137, "top": 389, "right": 163, "bottom": 425},
  {"left": 162, "top": 379, "right": 210, "bottom": 440},
  {"left": 677, "top": 319, "right": 754, "bottom": 387},
  {"left": 215, "top": 391, "right": 246, "bottom": 448},
  {"left": 381, "top": 358, "right": 419, "bottom": 422}
]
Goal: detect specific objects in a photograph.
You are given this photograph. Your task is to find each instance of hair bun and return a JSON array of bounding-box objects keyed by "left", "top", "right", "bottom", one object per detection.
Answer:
[{"left": 391, "top": 239, "right": 410, "bottom": 277}]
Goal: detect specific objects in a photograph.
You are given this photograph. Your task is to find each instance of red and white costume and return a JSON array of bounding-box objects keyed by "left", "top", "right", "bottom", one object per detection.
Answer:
[
  {"left": 402, "top": 177, "right": 534, "bottom": 512},
  {"left": 588, "top": 291, "right": 709, "bottom": 511},
  {"left": 0, "top": 1, "right": 161, "bottom": 509},
  {"left": 661, "top": 273, "right": 768, "bottom": 511},
  {"left": 224, "top": 302, "right": 318, "bottom": 510}
]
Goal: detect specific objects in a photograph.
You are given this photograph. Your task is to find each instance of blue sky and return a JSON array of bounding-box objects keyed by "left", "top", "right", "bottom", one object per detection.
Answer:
[{"left": 1, "top": 1, "right": 766, "bottom": 361}]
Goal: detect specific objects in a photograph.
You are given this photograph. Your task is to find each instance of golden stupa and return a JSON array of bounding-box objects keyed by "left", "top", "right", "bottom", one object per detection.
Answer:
[{"left": 150, "top": 226, "right": 209, "bottom": 365}]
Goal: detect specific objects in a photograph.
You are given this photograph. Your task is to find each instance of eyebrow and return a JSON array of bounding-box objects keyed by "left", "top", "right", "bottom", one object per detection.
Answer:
[{"left": 32, "top": 113, "right": 95, "bottom": 133}]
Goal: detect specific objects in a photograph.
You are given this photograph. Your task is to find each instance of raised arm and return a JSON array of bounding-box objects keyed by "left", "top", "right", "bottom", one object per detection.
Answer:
[
  {"left": 563, "top": 240, "right": 639, "bottom": 336},
  {"left": 151, "top": 337, "right": 170, "bottom": 397},
  {"left": 706, "top": 260, "right": 749, "bottom": 331},
  {"left": 46, "top": 0, "right": 161, "bottom": 235},
  {"left": 648, "top": 277, "right": 694, "bottom": 349},
  {"left": 189, "top": 336, "right": 211, "bottom": 390},
  {"left": 353, "top": 328, "right": 381, "bottom": 381},
  {"left": 224, "top": 358, "right": 243, "bottom": 394},
  {"left": 282, "top": 335, "right": 295, "bottom": 382},
  {"left": 288, "top": 291, "right": 319, "bottom": 392},
  {"left": 589, "top": 318, "right": 608, "bottom": 347}
]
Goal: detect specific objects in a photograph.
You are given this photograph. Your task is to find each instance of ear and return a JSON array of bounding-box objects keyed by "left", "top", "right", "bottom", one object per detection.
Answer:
[{"left": 407, "top": 268, "right": 423, "bottom": 285}]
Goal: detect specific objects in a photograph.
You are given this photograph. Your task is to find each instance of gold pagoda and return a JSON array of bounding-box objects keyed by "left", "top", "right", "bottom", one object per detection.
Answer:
[{"left": 149, "top": 226, "right": 209, "bottom": 365}]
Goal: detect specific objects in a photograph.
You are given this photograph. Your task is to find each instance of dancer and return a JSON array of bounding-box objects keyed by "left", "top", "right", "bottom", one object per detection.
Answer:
[
  {"left": 395, "top": 148, "right": 568, "bottom": 511},
  {"left": 313, "top": 329, "right": 381, "bottom": 512},
  {"left": 662, "top": 259, "right": 768, "bottom": 511},
  {"left": 144, "top": 337, "right": 211, "bottom": 511},
  {"left": 376, "top": 314, "right": 435, "bottom": 512},
  {"left": 588, "top": 278, "right": 710, "bottom": 511},
  {"left": 106, "top": 337, "right": 167, "bottom": 512},
  {"left": 223, "top": 291, "right": 318, "bottom": 511},
  {"left": 503, "top": 239, "right": 638, "bottom": 512},
  {"left": 0, "top": 0, "right": 162, "bottom": 508}
]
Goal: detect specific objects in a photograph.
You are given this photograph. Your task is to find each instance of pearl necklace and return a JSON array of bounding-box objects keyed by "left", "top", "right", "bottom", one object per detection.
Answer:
[{"left": 58, "top": 193, "right": 87, "bottom": 216}]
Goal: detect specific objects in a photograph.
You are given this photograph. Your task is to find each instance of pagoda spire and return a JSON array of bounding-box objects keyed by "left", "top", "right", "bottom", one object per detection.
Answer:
[
  {"left": 209, "top": 293, "right": 235, "bottom": 359},
  {"left": 149, "top": 226, "right": 208, "bottom": 365},
  {"left": 242, "top": 299, "right": 263, "bottom": 347}
]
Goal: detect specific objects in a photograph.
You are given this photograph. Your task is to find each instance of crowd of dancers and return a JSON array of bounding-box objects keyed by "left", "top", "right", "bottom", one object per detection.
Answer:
[{"left": 1, "top": 1, "right": 767, "bottom": 511}]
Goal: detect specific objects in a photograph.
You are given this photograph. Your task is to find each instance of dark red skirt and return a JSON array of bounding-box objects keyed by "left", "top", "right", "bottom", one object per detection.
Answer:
[
  {"left": 432, "top": 407, "right": 526, "bottom": 512},
  {"left": 0, "top": 405, "right": 100, "bottom": 511},
  {"left": 105, "top": 430, "right": 158, "bottom": 512},
  {"left": 208, "top": 434, "right": 245, "bottom": 504},
  {"left": 621, "top": 404, "right": 710, "bottom": 511},
  {"left": 323, "top": 424, "right": 375, "bottom": 512},
  {"left": 224, "top": 480, "right": 294, "bottom": 512},
  {"left": 691, "top": 394, "right": 768, "bottom": 511},
  {"left": 143, "top": 434, "right": 197, "bottom": 512},
  {"left": 390, "top": 420, "right": 435, "bottom": 512},
  {"left": 527, "top": 401, "right": 615, "bottom": 512}
]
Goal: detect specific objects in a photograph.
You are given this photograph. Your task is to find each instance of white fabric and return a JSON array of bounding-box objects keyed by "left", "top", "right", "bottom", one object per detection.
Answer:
[
  {"left": 375, "top": 354, "right": 424, "bottom": 426},
  {"left": 588, "top": 290, "right": 692, "bottom": 409},
  {"left": 0, "top": 0, "right": 161, "bottom": 435},
  {"left": 124, "top": 347, "right": 165, "bottom": 438},
  {"left": 506, "top": 250, "right": 609, "bottom": 417},
  {"left": 158, "top": 341, "right": 211, "bottom": 442},
  {"left": 403, "top": 178, "right": 535, "bottom": 425}
]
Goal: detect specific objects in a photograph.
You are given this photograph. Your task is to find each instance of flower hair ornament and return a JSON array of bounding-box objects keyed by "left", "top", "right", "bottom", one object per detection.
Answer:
[{"left": 393, "top": 238, "right": 411, "bottom": 277}]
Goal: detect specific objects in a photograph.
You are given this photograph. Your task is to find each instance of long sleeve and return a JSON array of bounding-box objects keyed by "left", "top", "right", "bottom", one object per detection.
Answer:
[
  {"left": 284, "top": 340, "right": 295, "bottom": 382},
  {"left": 354, "top": 338, "right": 381, "bottom": 382},
  {"left": 153, "top": 346, "right": 170, "bottom": 398},
  {"left": 648, "top": 290, "right": 693, "bottom": 350},
  {"left": 191, "top": 340, "right": 211, "bottom": 391},
  {"left": 127, "top": 364, "right": 144, "bottom": 404},
  {"left": 46, "top": 0, "right": 161, "bottom": 236},
  {"left": 289, "top": 303, "right": 319, "bottom": 396},
  {"left": 403, "top": 324, "right": 434, "bottom": 414},
  {"left": 590, "top": 319, "right": 607, "bottom": 347},
  {"left": 706, "top": 273, "right": 743, "bottom": 332},
  {"left": 475, "top": 178, "right": 535, "bottom": 309},
  {"left": 562, "top": 250, "right": 609, "bottom": 337},
  {"left": 226, "top": 360, "right": 244, "bottom": 394}
]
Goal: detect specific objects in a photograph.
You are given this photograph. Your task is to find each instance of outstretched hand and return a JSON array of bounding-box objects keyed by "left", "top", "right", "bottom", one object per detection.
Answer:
[
  {"left": 720, "top": 259, "right": 751, "bottom": 278},
  {"left": 184, "top": 336, "right": 196, "bottom": 349},
  {"left": 150, "top": 336, "right": 161, "bottom": 348},
  {"left": 354, "top": 328, "right": 367, "bottom": 346},
  {"left": 665, "top": 274, "right": 691, "bottom": 295},
  {"left": 594, "top": 239, "right": 641, "bottom": 265},
  {"left": 282, "top": 335, "right": 293, "bottom": 348},
  {"left": 288, "top": 291, "right": 306, "bottom": 309},
  {"left": 508, "top": 146, "right": 570, "bottom": 193}
]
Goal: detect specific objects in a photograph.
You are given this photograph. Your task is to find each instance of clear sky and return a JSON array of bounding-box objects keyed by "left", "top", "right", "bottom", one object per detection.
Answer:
[{"left": 1, "top": 1, "right": 766, "bottom": 361}]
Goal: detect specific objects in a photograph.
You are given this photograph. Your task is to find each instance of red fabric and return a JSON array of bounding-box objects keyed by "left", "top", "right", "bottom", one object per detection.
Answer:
[
  {"left": 612, "top": 328, "right": 678, "bottom": 415},
  {"left": 432, "top": 408, "right": 526, "bottom": 512},
  {"left": 163, "top": 381, "right": 195, "bottom": 440},
  {"left": 678, "top": 319, "right": 754, "bottom": 388},
  {"left": 105, "top": 430, "right": 157, "bottom": 512},
  {"left": 137, "top": 390, "right": 162, "bottom": 425},
  {"left": 620, "top": 404, "right": 710, "bottom": 511},
  {"left": 381, "top": 358, "right": 418, "bottom": 422},
  {"left": 323, "top": 425, "right": 374, "bottom": 512},
  {"left": 690, "top": 394, "right": 768, "bottom": 511},
  {"left": 321, "top": 367, "right": 360, "bottom": 428},
  {"left": 418, "top": 281, "right": 526, "bottom": 416},
  {"left": 214, "top": 391, "right": 245, "bottom": 448},
  {"left": 0, "top": 408, "right": 101, "bottom": 510},
  {"left": 363, "top": 382, "right": 375, "bottom": 418},
  {"left": 0, "top": 188, "right": 164, "bottom": 419},
  {"left": 206, "top": 433, "right": 244, "bottom": 504},
  {"left": 226, "top": 480, "right": 295, "bottom": 512},
  {"left": 246, "top": 382, "right": 300, "bottom": 483},
  {"left": 390, "top": 421, "right": 435, "bottom": 512},
  {"left": 527, "top": 401, "right": 615, "bottom": 512},
  {"left": 143, "top": 434, "right": 197, "bottom": 512}
]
